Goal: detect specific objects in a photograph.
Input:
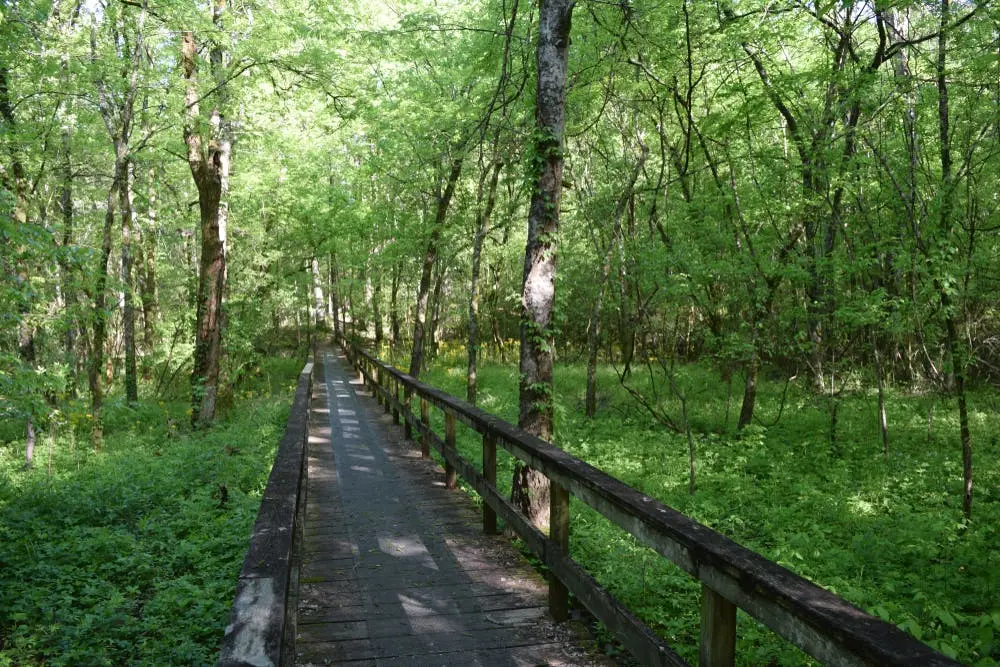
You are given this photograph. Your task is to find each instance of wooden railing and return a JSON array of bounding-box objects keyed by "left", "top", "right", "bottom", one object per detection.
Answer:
[
  {"left": 217, "top": 359, "right": 314, "bottom": 667},
  {"left": 338, "top": 335, "right": 957, "bottom": 667}
]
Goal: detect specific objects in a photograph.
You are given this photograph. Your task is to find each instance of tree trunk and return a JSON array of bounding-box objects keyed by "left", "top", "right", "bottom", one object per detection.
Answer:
[
  {"left": 90, "top": 180, "right": 118, "bottom": 448},
  {"left": 584, "top": 249, "right": 613, "bottom": 417},
  {"left": 428, "top": 263, "right": 445, "bottom": 360},
  {"left": 140, "top": 166, "right": 159, "bottom": 357},
  {"left": 120, "top": 155, "right": 138, "bottom": 403},
  {"left": 1, "top": 66, "right": 39, "bottom": 459},
  {"left": 182, "top": 12, "right": 231, "bottom": 428},
  {"left": 467, "top": 160, "right": 502, "bottom": 404},
  {"left": 60, "top": 123, "right": 77, "bottom": 397},
  {"left": 373, "top": 265, "right": 383, "bottom": 346},
  {"left": 328, "top": 252, "right": 341, "bottom": 336},
  {"left": 585, "top": 149, "right": 646, "bottom": 417},
  {"left": 737, "top": 343, "right": 758, "bottom": 430},
  {"left": 409, "top": 157, "right": 463, "bottom": 378},
  {"left": 512, "top": 0, "right": 574, "bottom": 532},
  {"left": 390, "top": 263, "right": 401, "bottom": 346},
  {"left": 312, "top": 255, "right": 326, "bottom": 329},
  {"left": 936, "top": 0, "right": 972, "bottom": 519}
]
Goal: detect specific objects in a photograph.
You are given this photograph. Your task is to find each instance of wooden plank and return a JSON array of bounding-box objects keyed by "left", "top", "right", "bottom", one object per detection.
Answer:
[
  {"left": 700, "top": 583, "right": 736, "bottom": 667},
  {"left": 295, "top": 348, "right": 600, "bottom": 667}
]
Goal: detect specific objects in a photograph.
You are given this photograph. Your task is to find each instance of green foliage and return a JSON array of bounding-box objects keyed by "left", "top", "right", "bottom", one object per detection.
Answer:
[
  {"left": 0, "top": 358, "right": 301, "bottom": 666},
  {"left": 420, "top": 349, "right": 1000, "bottom": 665}
]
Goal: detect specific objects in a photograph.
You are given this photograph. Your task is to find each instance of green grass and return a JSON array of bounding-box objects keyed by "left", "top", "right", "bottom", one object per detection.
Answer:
[
  {"left": 404, "top": 345, "right": 1000, "bottom": 666},
  {"left": 0, "top": 356, "right": 304, "bottom": 666}
]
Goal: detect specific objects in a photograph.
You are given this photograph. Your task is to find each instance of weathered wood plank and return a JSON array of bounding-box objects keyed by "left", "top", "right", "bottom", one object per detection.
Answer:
[{"left": 293, "top": 349, "right": 603, "bottom": 667}]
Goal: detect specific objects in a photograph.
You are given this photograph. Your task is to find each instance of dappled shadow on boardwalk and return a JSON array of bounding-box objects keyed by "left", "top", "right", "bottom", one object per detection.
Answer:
[{"left": 295, "top": 348, "right": 605, "bottom": 666}]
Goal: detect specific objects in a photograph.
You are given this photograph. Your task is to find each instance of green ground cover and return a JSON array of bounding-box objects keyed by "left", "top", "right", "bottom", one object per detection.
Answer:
[
  {"left": 0, "top": 357, "right": 303, "bottom": 666},
  {"left": 399, "top": 345, "right": 1000, "bottom": 666}
]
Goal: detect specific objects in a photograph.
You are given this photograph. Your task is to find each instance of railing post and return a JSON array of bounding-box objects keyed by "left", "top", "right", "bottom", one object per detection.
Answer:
[
  {"left": 549, "top": 481, "right": 570, "bottom": 621},
  {"left": 391, "top": 377, "right": 400, "bottom": 424},
  {"left": 404, "top": 388, "right": 413, "bottom": 440},
  {"left": 700, "top": 583, "right": 737, "bottom": 667},
  {"left": 420, "top": 398, "right": 430, "bottom": 459},
  {"left": 373, "top": 366, "right": 381, "bottom": 405},
  {"left": 483, "top": 434, "right": 498, "bottom": 534},
  {"left": 444, "top": 411, "right": 457, "bottom": 489}
]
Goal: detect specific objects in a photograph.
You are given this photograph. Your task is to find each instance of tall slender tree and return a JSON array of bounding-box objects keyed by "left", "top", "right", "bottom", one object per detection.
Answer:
[{"left": 512, "top": 0, "right": 575, "bottom": 530}]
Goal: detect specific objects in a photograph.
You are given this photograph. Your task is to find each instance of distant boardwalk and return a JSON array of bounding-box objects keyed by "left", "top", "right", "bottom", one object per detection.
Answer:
[{"left": 295, "top": 350, "right": 605, "bottom": 666}]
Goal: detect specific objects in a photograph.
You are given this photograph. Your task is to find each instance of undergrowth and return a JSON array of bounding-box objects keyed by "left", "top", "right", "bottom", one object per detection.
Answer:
[
  {"left": 0, "top": 356, "right": 303, "bottom": 666},
  {"left": 402, "top": 344, "right": 1000, "bottom": 666}
]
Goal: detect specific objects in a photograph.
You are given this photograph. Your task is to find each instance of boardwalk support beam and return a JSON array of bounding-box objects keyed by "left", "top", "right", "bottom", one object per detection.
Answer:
[
  {"left": 483, "top": 433, "right": 498, "bottom": 534},
  {"left": 549, "top": 481, "right": 570, "bottom": 621},
  {"left": 700, "top": 583, "right": 736, "bottom": 667}
]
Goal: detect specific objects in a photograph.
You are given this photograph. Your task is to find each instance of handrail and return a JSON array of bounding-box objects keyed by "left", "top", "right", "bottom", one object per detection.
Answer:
[
  {"left": 337, "top": 334, "right": 957, "bottom": 667},
  {"left": 217, "top": 358, "right": 314, "bottom": 667}
]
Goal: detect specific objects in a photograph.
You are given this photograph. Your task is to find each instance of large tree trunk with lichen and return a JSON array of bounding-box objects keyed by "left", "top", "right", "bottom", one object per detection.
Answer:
[
  {"left": 511, "top": 0, "right": 574, "bottom": 531},
  {"left": 182, "top": 12, "right": 231, "bottom": 428}
]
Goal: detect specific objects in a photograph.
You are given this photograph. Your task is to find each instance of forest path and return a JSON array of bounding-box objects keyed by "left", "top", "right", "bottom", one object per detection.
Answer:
[{"left": 294, "top": 347, "right": 605, "bottom": 666}]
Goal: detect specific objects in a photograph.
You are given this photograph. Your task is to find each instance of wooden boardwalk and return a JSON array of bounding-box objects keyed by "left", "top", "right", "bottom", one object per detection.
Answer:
[{"left": 294, "top": 349, "right": 607, "bottom": 667}]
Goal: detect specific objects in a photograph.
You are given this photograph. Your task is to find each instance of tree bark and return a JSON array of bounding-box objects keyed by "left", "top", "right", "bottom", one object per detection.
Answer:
[
  {"left": 120, "top": 155, "right": 138, "bottom": 402},
  {"left": 512, "top": 0, "right": 574, "bottom": 531},
  {"left": 328, "top": 252, "right": 340, "bottom": 336},
  {"left": 60, "top": 119, "right": 77, "bottom": 397},
  {"left": 390, "top": 263, "right": 401, "bottom": 346},
  {"left": 372, "top": 264, "right": 383, "bottom": 345},
  {"left": 183, "top": 0, "right": 232, "bottom": 427},
  {"left": 139, "top": 166, "right": 159, "bottom": 357},
  {"left": 585, "top": 149, "right": 645, "bottom": 417},
  {"left": 428, "top": 262, "right": 445, "bottom": 360},
  {"left": 935, "top": 0, "right": 972, "bottom": 519},
  {"left": 89, "top": 180, "right": 118, "bottom": 448},
  {"left": 312, "top": 255, "right": 326, "bottom": 328},
  {"left": 409, "top": 156, "right": 463, "bottom": 378},
  {"left": 467, "top": 160, "right": 502, "bottom": 404},
  {"left": 737, "top": 343, "right": 758, "bottom": 430},
  {"left": 1, "top": 65, "right": 39, "bottom": 459},
  {"left": 181, "top": 20, "right": 232, "bottom": 426}
]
